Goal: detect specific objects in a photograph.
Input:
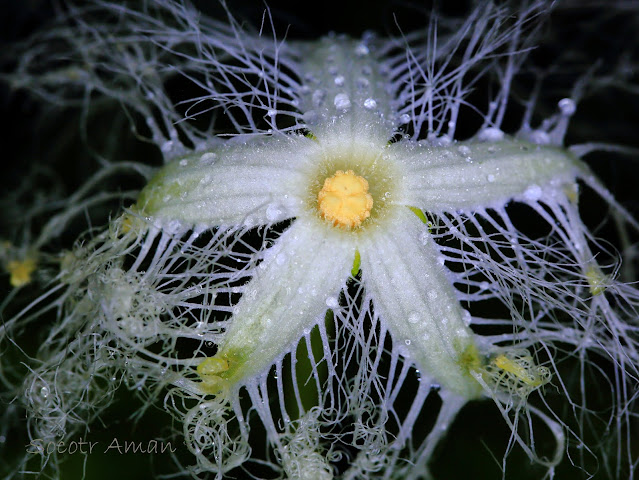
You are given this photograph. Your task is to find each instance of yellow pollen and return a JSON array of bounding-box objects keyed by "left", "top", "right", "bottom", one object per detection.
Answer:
[
  {"left": 317, "top": 170, "right": 373, "bottom": 228},
  {"left": 7, "top": 257, "right": 37, "bottom": 288}
]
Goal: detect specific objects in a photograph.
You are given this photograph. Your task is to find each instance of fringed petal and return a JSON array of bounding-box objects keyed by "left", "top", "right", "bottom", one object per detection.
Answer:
[
  {"left": 359, "top": 208, "right": 482, "bottom": 398},
  {"left": 137, "top": 135, "right": 319, "bottom": 227},
  {"left": 393, "top": 139, "right": 586, "bottom": 212},
  {"left": 204, "top": 218, "right": 355, "bottom": 388}
]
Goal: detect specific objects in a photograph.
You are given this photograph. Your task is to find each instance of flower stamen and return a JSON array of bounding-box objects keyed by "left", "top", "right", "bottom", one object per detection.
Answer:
[
  {"left": 317, "top": 170, "right": 373, "bottom": 228},
  {"left": 197, "top": 357, "right": 231, "bottom": 394}
]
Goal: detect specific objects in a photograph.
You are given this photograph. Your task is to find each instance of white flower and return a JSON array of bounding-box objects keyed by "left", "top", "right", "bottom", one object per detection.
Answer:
[
  {"left": 2, "top": 1, "right": 639, "bottom": 479},
  {"left": 140, "top": 103, "right": 581, "bottom": 404}
]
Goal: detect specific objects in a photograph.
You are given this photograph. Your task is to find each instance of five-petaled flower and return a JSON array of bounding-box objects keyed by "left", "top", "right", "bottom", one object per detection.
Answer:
[{"left": 138, "top": 89, "right": 579, "bottom": 402}]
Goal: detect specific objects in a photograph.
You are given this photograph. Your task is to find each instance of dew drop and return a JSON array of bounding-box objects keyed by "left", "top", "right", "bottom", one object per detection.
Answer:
[
  {"left": 529, "top": 130, "right": 551, "bottom": 145},
  {"left": 457, "top": 145, "right": 471, "bottom": 156},
  {"left": 266, "top": 203, "right": 283, "bottom": 222},
  {"left": 179, "top": 159, "right": 188, "bottom": 166},
  {"left": 477, "top": 127, "right": 504, "bottom": 142},
  {"left": 523, "top": 184, "right": 542, "bottom": 202},
  {"left": 200, "top": 152, "right": 217, "bottom": 165},
  {"left": 267, "top": 109, "right": 277, "bottom": 117},
  {"left": 355, "top": 43, "right": 369, "bottom": 56},
  {"left": 405, "top": 339, "right": 412, "bottom": 346},
  {"left": 334, "top": 75, "right": 345, "bottom": 86},
  {"left": 486, "top": 174, "right": 496, "bottom": 183},
  {"left": 334, "top": 93, "right": 351, "bottom": 110},
  {"left": 325, "top": 296, "right": 339, "bottom": 308},
  {"left": 363, "top": 98, "right": 377, "bottom": 109},
  {"left": 399, "top": 113, "right": 411, "bottom": 125},
  {"left": 558, "top": 98, "right": 576, "bottom": 116}
]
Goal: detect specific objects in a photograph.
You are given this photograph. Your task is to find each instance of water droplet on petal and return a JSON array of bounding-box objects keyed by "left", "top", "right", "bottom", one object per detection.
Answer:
[
  {"left": 457, "top": 145, "right": 471, "bottom": 156},
  {"left": 355, "top": 43, "right": 369, "bottom": 56},
  {"left": 334, "top": 93, "right": 351, "bottom": 110},
  {"left": 477, "top": 127, "right": 504, "bottom": 142},
  {"left": 276, "top": 253, "right": 287, "bottom": 265},
  {"left": 363, "top": 98, "right": 377, "bottom": 109},
  {"left": 325, "top": 296, "right": 339, "bottom": 308},
  {"left": 244, "top": 215, "right": 255, "bottom": 227},
  {"left": 200, "top": 152, "right": 217, "bottom": 165},
  {"left": 529, "top": 130, "right": 551, "bottom": 145},
  {"left": 266, "top": 203, "right": 283, "bottom": 222},
  {"left": 523, "top": 184, "right": 542, "bottom": 202}
]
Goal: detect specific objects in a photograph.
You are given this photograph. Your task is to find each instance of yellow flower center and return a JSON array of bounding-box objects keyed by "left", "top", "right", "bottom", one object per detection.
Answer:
[{"left": 317, "top": 170, "right": 373, "bottom": 228}]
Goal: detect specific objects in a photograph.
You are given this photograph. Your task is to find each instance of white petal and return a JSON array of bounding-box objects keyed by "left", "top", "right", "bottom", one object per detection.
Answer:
[
  {"left": 359, "top": 208, "right": 482, "bottom": 398},
  {"left": 137, "top": 135, "right": 318, "bottom": 226},
  {"left": 296, "top": 37, "right": 396, "bottom": 141},
  {"left": 215, "top": 219, "right": 355, "bottom": 384},
  {"left": 392, "top": 139, "right": 586, "bottom": 212}
]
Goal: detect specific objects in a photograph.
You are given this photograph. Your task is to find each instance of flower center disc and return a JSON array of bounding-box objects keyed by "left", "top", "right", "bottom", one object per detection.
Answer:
[{"left": 317, "top": 170, "right": 373, "bottom": 228}]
